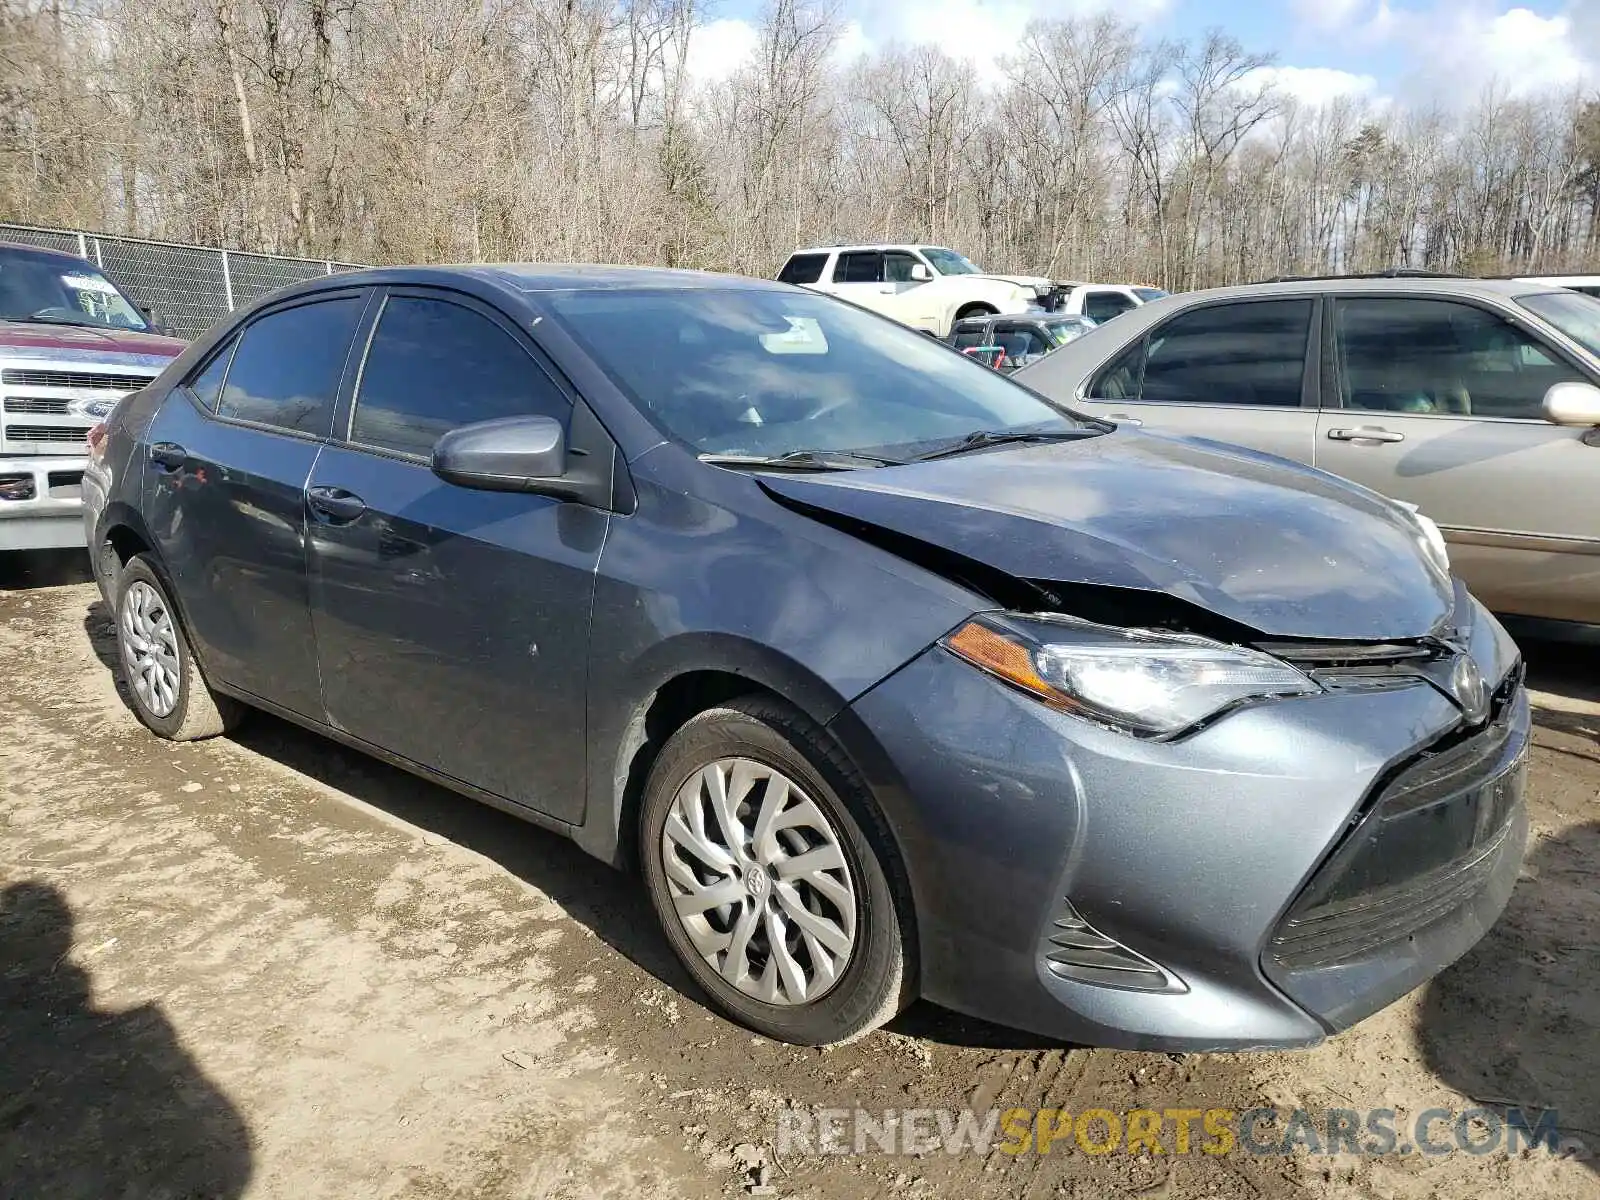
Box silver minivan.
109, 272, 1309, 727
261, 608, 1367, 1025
1018, 276, 1600, 628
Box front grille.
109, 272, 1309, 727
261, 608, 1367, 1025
1, 368, 155, 391
4, 424, 92, 444
4, 396, 71, 415
1265, 678, 1527, 974
1041, 898, 1179, 992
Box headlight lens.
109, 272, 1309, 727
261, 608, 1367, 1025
942, 615, 1319, 737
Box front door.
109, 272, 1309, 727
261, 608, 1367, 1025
1317, 295, 1600, 622
143, 292, 366, 718
1076, 296, 1322, 465
305, 289, 604, 821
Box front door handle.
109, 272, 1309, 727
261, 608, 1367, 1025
307, 485, 367, 524
1108, 413, 1144, 427
1327, 426, 1405, 444
148, 441, 187, 471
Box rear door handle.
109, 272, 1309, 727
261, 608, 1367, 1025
307, 485, 367, 524
148, 441, 187, 471
1327, 426, 1404, 444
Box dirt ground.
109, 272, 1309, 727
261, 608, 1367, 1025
2, 549, 1597, 1200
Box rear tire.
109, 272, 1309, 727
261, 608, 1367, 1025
113, 555, 242, 741
953, 302, 997, 324
640, 697, 912, 1045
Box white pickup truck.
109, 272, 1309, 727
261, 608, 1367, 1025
776, 243, 1165, 336
0, 242, 186, 551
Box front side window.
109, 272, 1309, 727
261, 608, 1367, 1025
835, 252, 883, 284
351, 296, 568, 459
883, 252, 922, 283
1046, 318, 1095, 346
1083, 291, 1138, 323
218, 297, 362, 436
546, 287, 1088, 459
778, 254, 828, 286
1335, 297, 1585, 419
994, 326, 1052, 360
0, 249, 149, 331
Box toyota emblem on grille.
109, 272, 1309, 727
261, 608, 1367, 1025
1450, 654, 1490, 725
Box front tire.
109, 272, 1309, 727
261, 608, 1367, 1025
640, 697, 911, 1045
113, 555, 242, 741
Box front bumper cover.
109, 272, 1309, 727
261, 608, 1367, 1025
842, 602, 1527, 1051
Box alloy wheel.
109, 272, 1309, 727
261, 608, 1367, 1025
120, 580, 181, 718
661, 757, 858, 1005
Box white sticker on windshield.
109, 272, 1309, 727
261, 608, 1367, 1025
61, 273, 120, 295
760, 316, 828, 355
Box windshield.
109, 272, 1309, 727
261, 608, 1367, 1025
920, 247, 982, 276
0, 249, 149, 330
1046, 318, 1095, 346
1518, 290, 1600, 358
545, 287, 1086, 460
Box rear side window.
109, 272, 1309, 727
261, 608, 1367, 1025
778, 254, 828, 285
218, 297, 362, 436
836, 252, 883, 284
951, 326, 989, 351
1083, 291, 1138, 322
351, 295, 569, 459
184, 338, 236, 412
1135, 299, 1312, 407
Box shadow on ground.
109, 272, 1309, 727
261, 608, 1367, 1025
79, 599, 1058, 1053
1417, 819, 1600, 1167
0, 548, 94, 591
0, 881, 254, 1198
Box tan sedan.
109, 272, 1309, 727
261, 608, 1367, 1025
1018, 276, 1600, 628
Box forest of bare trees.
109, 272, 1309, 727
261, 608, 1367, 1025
5, 0, 1600, 288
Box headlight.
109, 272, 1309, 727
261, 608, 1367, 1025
1394, 501, 1450, 577
942, 615, 1320, 737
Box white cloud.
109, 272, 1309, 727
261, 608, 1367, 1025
683, 17, 761, 87
1250, 65, 1381, 105
1291, 2, 1597, 99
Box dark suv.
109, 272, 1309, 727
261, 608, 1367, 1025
86, 265, 1526, 1050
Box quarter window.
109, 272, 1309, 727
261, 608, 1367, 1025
1334, 298, 1585, 419
185, 337, 236, 412
217, 297, 362, 435
351, 295, 568, 459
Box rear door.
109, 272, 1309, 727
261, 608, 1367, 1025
305, 287, 604, 821
1316, 294, 1600, 622
1075, 296, 1322, 465
142, 290, 367, 718
825, 251, 894, 318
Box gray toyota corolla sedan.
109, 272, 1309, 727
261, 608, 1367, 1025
82, 265, 1528, 1050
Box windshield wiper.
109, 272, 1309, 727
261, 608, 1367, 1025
911, 427, 1101, 462
6, 314, 106, 330
699, 449, 905, 471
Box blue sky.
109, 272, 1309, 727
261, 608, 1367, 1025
692, 1, 1597, 104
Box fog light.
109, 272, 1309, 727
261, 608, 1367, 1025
0, 474, 35, 501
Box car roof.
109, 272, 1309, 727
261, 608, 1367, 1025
1160, 276, 1558, 302
1512, 274, 1600, 285
790, 244, 935, 256
277, 262, 792, 296
0, 240, 94, 266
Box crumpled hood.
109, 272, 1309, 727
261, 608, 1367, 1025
758, 431, 1455, 641
0, 320, 186, 370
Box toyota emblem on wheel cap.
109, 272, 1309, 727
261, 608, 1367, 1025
1449, 654, 1490, 725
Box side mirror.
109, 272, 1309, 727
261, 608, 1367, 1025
1542, 381, 1600, 427
432, 416, 567, 492
910, 263, 933, 282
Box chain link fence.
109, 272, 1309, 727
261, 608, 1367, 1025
0, 222, 367, 339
